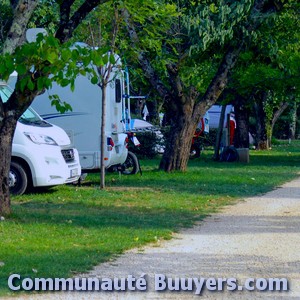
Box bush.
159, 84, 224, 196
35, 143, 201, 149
128, 127, 217, 159
201, 129, 217, 148
128, 131, 161, 159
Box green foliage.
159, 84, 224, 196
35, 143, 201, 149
201, 128, 218, 148
74, 0, 278, 111
50, 95, 73, 114
231, 0, 300, 97
273, 103, 300, 139
0, 33, 109, 112
0, 0, 13, 52
227, 0, 300, 145
186, 0, 253, 53
128, 131, 161, 158
126, 1, 177, 52
28, 0, 59, 34
237, 63, 284, 93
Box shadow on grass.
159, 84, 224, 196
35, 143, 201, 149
187, 152, 300, 168
85, 168, 298, 198
26, 186, 58, 195
103, 150, 299, 198
0, 247, 114, 295
12, 201, 203, 231
2, 203, 206, 295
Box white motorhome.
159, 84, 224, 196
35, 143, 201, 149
0, 82, 81, 195
27, 62, 128, 171
207, 105, 234, 128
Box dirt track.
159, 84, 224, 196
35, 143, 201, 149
5, 177, 300, 299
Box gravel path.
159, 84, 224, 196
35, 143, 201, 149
5, 177, 300, 299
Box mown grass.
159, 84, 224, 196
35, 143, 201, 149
0, 141, 299, 296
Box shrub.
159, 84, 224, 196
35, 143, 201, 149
128, 131, 161, 158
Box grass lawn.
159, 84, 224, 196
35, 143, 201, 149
0, 141, 299, 296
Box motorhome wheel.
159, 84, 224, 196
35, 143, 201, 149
9, 162, 28, 195
121, 151, 139, 175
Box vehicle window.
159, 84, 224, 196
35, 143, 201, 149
115, 79, 122, 103
0, 84, 51, 127
19, 108, 42, 123
0, 84, 11, 103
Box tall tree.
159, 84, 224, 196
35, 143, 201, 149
233, 94, 250, 149
122, 0, 284, 171
229, 0, 300, 149
0, 0, 110, 216
97, 6, 120, 189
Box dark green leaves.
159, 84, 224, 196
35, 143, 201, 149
91, 76, 99, 84
50, 95, 73, 113
0, 33, 108, 112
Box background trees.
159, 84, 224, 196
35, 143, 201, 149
229, 1, 300, 149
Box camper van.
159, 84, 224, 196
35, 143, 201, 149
28, 61, 129, 171
0, 82, 81, 195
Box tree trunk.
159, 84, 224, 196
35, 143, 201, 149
234, 96, 249, 148
159, 45, 242, 172
2, 0, 39, 54
253, 92, 269, 150
0, 117, 18, 216
159, 101, 198, 172
214, 105, 227, 160
289, 101, 297, 140
268, 101, 289, 146
100, 84, 107, 189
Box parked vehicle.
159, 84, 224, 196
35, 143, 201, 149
130, 114, 210, 158
190, 112, 210, 158
25, 56, 129, 172
207, 105, 233, 129
0, 82, 81, 195
107, 133, 140, 175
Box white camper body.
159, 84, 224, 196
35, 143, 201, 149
0, 82, 81, 195
29, 64, 128, 170
207, 105, 234, 128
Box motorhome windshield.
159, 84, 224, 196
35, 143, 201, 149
0, 83, 12, 102
0, 83, 51, 127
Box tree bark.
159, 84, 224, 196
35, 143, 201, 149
214, 105, 227, 160
159, 118, 197, 172
55, 0, 110, 43
2, 0, 39, 54
289, 101, 297, 140
0, 87, 37, 216
160, 44, 242, 171
253, 92, 269, 150
0, 116, 17, 215
159, 89, 199, 171
100, 84, 107, 189
234, 95, 249, 148
269, 101, 289, 146
98, 8, 118, 189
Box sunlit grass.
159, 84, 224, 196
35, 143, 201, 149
0, 141, 299, 296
